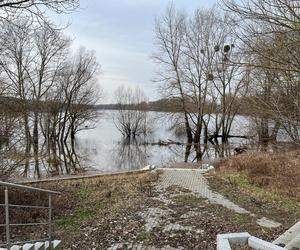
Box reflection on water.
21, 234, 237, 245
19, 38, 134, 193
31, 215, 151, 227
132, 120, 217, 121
22, 140, 85, 179
3, 110, 296, 180
13, 110, 297, 179
74, 111, 249, 173
112, 138, 148, 170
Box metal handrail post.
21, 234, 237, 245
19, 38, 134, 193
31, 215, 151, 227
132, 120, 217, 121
5, 187, 11, 250
48, 193, 52, 250
0, 181, 60, 248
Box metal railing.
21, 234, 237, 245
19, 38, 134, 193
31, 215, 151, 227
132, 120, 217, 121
0, 181, 61, 250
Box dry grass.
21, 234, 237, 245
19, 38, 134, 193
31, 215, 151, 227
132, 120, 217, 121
215, 150, 300, 198
0, 171, 159, 247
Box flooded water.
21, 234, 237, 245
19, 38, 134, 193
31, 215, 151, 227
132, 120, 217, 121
75, 111, 251, 173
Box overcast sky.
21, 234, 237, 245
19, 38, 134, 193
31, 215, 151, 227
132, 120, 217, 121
54, 0, 217, 103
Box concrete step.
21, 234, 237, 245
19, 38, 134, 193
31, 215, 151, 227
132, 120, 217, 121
11, 246, 22, 250
22, 244, 34, 250
44, 240, 61, 250
249, 236, 287, 250
285, 234, 300, 249
0, 240, 61, 250
273, 221, 300, 248
34, 242, 44, 250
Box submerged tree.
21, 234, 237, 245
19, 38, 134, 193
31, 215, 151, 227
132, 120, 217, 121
114, 86, 149, 139
153, 5, 194, 144
0, 18, 102, 178
154, 5, 246, 151
58, 48, 100, 141
41, 47, 101, 175
223, 0, 300, 144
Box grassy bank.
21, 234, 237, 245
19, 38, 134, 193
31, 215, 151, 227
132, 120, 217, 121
0, 171, 158, 248
45, 171, 158, 248
1, 151, 299, 249
39, 159, 294, 249
208, 150, 300, 228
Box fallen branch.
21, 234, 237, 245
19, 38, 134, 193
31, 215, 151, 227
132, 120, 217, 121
144, 139, 184, 146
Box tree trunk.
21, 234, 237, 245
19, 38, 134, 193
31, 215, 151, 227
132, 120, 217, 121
184, 113, 193, 144
33, 112, 40, 178
184, 144, 192, 162
23, 113, 31, 177
259, 117, 269, 143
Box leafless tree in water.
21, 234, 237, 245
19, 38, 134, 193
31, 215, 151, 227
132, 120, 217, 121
153, 5, 247, 153
0, 20, 34, 176
223, 0, 300, 144
153, 5, 193, 144
114, 85, 149, 139
0, 19, 102, 178
43, 47, 101, 175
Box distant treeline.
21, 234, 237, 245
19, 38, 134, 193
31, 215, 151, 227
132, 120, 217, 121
94, 97, 254, 115
95, 97, 217, 113
0, 96, 94, 114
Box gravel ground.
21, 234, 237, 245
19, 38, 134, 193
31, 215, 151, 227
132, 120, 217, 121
14, 169, 287, 249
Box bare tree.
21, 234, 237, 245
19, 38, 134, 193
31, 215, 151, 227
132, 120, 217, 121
154, 5, 247, 151
245, 54, 281, 143
0, 19, 34, 175
0, 18, 102, 178
37, 47, 101, 176
114, 85, 149, 139
58, 47, 100, 143
182, 8, 247, 144
223, 0, 300, 144
0, 0, 78, 24
153, 5, 193, 144
211, 43, 249, 143
30, 23, 69, 176
181, 8, 217, 145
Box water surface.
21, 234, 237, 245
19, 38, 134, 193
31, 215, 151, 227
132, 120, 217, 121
75, 111, 250, 173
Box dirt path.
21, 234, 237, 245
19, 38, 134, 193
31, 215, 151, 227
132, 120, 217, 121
106, 169, 282, 250
157, 169, 249, 214
4, 168, 293, 249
